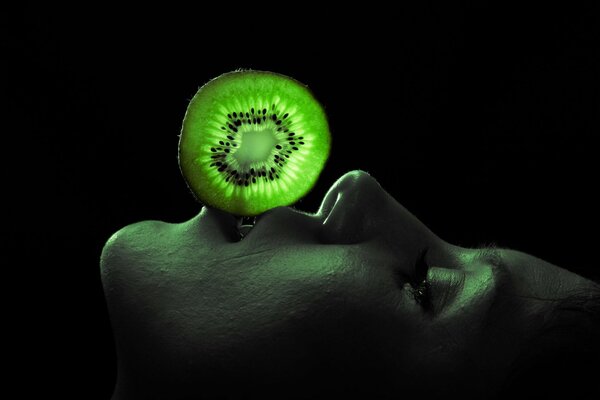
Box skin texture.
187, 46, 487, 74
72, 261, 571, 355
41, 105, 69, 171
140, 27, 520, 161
101, 170, 598, 399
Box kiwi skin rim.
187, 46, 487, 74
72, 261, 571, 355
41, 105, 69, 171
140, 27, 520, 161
178, 70, 331, 217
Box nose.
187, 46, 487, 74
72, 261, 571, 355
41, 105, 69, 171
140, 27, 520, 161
318, 170, 436, 255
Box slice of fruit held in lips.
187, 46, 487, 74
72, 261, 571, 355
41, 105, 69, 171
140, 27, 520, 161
179, 70, 331, 217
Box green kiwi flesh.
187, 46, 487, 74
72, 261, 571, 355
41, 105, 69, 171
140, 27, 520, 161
179, 70, 331, 216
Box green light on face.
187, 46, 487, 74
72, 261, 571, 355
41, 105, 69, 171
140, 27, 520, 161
443, 250, 500, 315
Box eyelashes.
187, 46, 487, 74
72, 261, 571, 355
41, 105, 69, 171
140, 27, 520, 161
411, 249, 432, 310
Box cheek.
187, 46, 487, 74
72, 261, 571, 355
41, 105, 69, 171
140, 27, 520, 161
203, 245, 475, 376
218, 255, 391, 342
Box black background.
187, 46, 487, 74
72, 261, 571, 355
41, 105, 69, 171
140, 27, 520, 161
7, 4, 599, 399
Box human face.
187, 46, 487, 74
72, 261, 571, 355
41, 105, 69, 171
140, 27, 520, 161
102, 170, 596, 399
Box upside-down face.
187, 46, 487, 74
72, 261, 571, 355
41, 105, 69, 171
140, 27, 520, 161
101, 170, 597, 399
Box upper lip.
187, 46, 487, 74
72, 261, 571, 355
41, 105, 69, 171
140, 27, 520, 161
247, 171, 376, 237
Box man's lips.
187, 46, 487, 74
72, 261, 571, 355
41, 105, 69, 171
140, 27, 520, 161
230, 170, 388, 245
207, 170, 399, 248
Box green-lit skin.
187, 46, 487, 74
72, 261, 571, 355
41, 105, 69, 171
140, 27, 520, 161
179, 71, 331, 216
102, 171, 599, 399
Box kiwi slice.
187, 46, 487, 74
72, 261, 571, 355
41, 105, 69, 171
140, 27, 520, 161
179, 70, 331, 217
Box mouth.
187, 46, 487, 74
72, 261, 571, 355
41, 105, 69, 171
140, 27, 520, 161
234, 170, 385, 244
236, 216, 257, 240
234, 172, 349, 240
232, 170, 387, 244
234, 205, 319, 241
